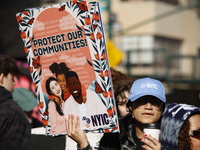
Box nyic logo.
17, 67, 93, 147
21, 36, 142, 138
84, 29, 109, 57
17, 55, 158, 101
82, 113, 110, 128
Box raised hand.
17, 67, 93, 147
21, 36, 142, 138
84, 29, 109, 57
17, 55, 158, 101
66, 114, 88, 148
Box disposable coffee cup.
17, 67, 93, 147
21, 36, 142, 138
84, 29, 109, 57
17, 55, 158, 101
143, 123, 161, 141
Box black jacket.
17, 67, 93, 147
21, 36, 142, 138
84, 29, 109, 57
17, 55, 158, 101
0, 86, 31, 150
119, 114, 143, 150
99, 114, 143, 150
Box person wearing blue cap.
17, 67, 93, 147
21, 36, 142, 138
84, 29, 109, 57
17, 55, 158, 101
65, 77, 166, 150
118, 77, 166, 150
160, 103, 200, 150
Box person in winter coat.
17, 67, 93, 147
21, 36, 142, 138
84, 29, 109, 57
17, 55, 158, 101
0, 54, 31, 150
67, 77, 166, 150
160, 103, 200, 150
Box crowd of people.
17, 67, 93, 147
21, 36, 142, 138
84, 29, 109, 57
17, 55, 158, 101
0, 54, 200, 150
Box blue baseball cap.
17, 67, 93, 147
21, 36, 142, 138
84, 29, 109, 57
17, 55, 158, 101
128, 77, 166, 103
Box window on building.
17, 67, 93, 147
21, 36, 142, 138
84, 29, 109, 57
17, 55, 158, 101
120, 35, 182, 69
155, 0, 179, 5
154, 36, 182, 69
120, 35, 154, 65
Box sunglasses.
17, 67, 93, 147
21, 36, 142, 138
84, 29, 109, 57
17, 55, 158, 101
134, 97, 164, 109
189, 128, 200, 139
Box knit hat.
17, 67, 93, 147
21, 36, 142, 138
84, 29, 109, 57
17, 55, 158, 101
160, 103, 200, 150
128, 77, 166, 103
13, 87, 38, 112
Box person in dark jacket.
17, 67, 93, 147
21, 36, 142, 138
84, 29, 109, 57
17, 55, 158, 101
0, 54, 31, 150
67, 77, 166, 150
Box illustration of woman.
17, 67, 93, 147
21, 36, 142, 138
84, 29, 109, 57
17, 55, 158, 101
45, 77, 67, 135
49, 62, 86, 102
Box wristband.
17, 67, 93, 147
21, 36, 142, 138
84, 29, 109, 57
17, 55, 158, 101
77, 141, 92, 150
